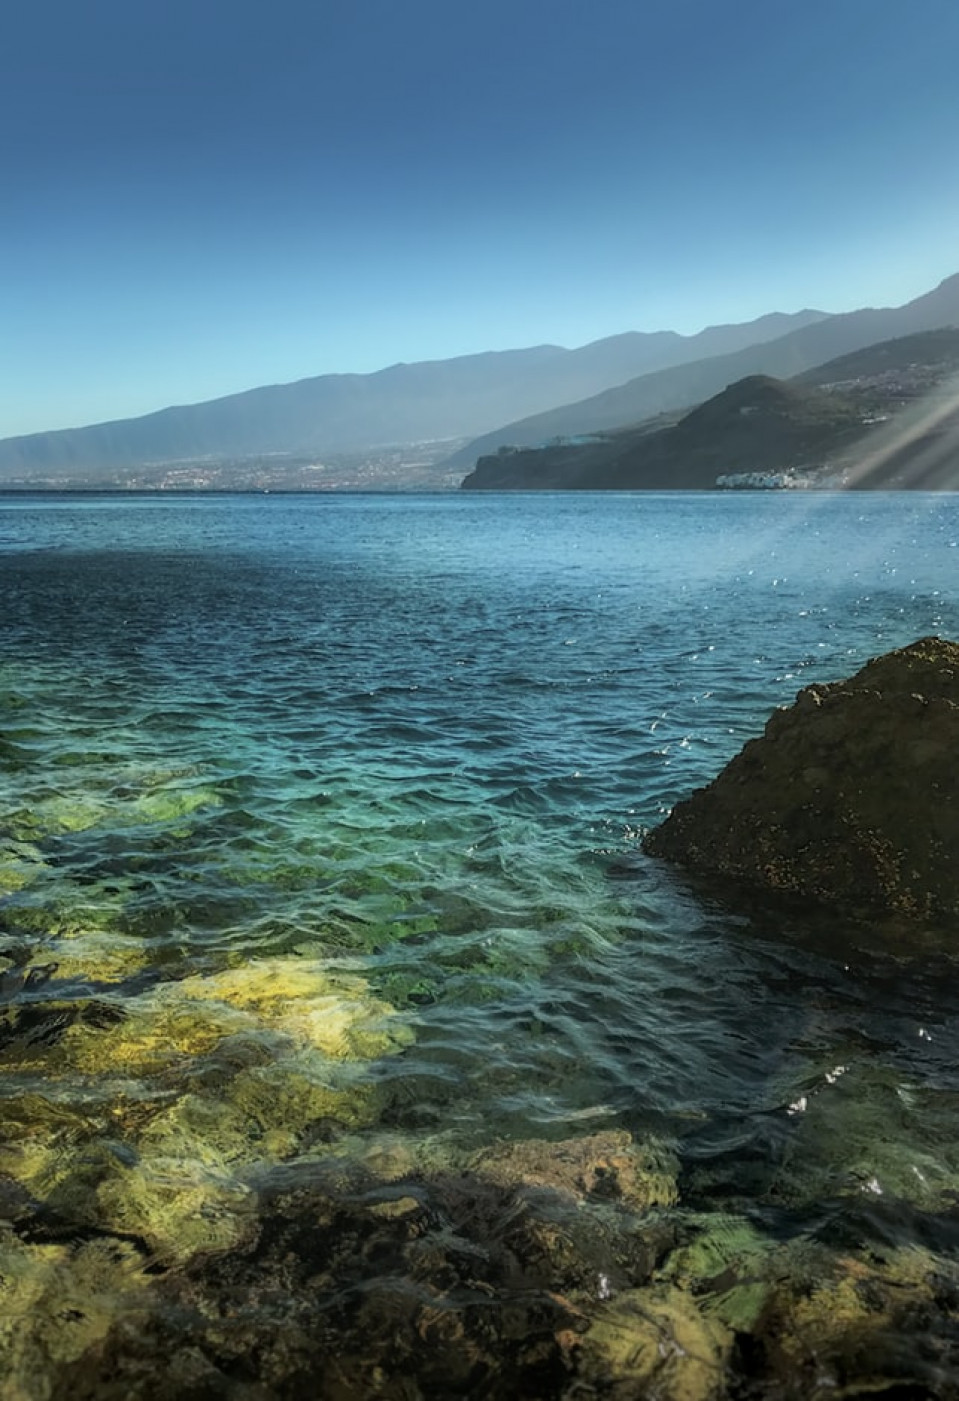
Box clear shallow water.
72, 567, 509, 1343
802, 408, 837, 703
3, 491, 959, 1397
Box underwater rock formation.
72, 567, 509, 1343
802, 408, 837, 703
643, 636, 959, 918
14, 1135, 959, 1401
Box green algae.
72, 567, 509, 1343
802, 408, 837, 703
47, 956, 411, 1082
93, 1152, 258, 1263
0, 1231, 152, 1401
133, 784, 222, 824
649, 1207, 959, 1395
662, 1211, 778, 1333
0, 1094, 104, 1199
0, 854, 46, 895
0, 836, 48, 890
5, 796, 112, 841
0, 1060, 380, 1265
164, 957, 414, 1059
133, 1055, 380, 1169
1, 760, 221, 855
74, 1051, 381, 1261
0, 954, 411, 1266
572, 1285, 732, 1401
747, 1242, 959, 1397
3, 1108, 958, 1395
25, 927, 150, 985
0, 892, 123, 939
229, 1061, 379, 1151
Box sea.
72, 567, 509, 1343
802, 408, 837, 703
2, 489, 959, 1398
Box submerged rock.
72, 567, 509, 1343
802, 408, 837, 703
5, 1122, 959, 1398
0, 1232, 153, 1396
0, 956, 410, 1263
44, 1129, 678, 1400
643, 636, 959, 919
471, 1129, 678, 1211
571, 1284, 732, 1400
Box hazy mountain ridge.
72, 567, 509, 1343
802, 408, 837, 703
3, 275, 956, 490
0, 312, 828, 483
460, 327, 959, 492
447, 274, 959, 469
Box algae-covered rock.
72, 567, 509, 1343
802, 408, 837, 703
58, 955, 411, 1078
58, 995, 242, 1077
0, 955, 410, 1266
20, 1064, 377, 1264
93, 1151, 257, 1263
10, 1144, 959, 1400
168, 957, 411, 1059
1, 1065, 379, 1264
643, 637, 959, 919
3, 795, 110, 841
226, 1058, 379, 1138
571, 1284, 731, 1400
653, 1212, 959, 1398
2, 774, 220, 848
0, 1230, 151, 1400
25, 927, 149, 986
472, 1129, 678, 1211
663, 1211, 778, 1333
0, 841, 47, 895
11, 1116, 254, 1267
739, 1242, 959, 1398
0, 1094, 104, 1199
133, 784, 222, 824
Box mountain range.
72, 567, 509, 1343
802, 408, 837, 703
447, 273, 959, 469
461, 328, 959, 491
1, 273, 957, 488
0, 312, 827, 484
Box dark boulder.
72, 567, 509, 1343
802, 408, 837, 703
642, 636, 959, 919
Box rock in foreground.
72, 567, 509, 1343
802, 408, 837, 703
642, 637, 959, 919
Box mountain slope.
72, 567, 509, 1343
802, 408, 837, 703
0, 311, 826, 481
462, 375, 867, 490
448, 274, 959, 469
461, 327, 959, 492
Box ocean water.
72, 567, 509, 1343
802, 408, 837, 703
2, 490, 959, 1397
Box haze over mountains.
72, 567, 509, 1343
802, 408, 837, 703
1, 273, 957, 489
448, 273, 959, 468
0, 310, 826, 484
461, 329, 959, 492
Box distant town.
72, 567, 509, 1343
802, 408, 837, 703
0, 440, 467, 493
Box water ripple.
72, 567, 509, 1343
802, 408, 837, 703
3, 492, 959, 1389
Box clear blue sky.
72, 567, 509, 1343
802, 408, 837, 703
3, 0, 958, 437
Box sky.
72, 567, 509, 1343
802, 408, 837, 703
2, 0, 958, 438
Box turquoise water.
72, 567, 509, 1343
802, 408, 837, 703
3, 491, 959, 1397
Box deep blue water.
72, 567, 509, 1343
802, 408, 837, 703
3, 490, 959, 1393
